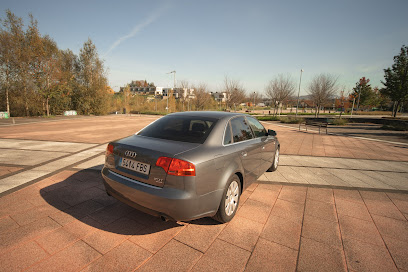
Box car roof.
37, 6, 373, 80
168, 111, 247, 120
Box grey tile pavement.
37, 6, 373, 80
270, 155, 408, 191
1, 140, 408, 195
0, 140, 106, 194
0, 139, 95, 152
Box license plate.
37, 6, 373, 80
120, 158, 151, 175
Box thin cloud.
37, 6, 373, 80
103, 4, 169, 57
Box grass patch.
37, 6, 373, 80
256, 116, 280, 121
353, 111, 393, 115
279, 116, 303, 124
130, 110, 167, 115
331, 118, 349, 126
285, 112, 338, 115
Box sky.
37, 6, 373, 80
2, 0, 408, 95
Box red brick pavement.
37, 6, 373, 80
0, 166, 23, 178
0, 115, 160, 144
0, 170, 407, 271
2, 115, 407, 161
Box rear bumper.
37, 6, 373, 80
101, 167, 222, 221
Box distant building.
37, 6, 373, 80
120, 81, 195, 100
211, 92, 229, 103
120, 80, 155, 94
161, 88, 195, 99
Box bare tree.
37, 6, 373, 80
307, 74, 338, 117
179, 80, 190, 89
192, 83, 212, 110
179, 80, 190, 111
264, 74, 295, 115
223, 76, 246, 109
248, 92, 262, 107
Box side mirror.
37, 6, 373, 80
268, 129, 277, 136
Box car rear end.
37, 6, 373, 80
101, 113, 223, 221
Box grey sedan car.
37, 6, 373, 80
101, 111, 279, 223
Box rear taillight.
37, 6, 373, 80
106, 143, 114, 156
156, 157, 172, 171
156, 157, 196, 176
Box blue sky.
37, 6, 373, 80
2, 0, 408, 95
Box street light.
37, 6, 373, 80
166, 70, 176, 113
296, 69, 304, 117
253, 92, 256, 111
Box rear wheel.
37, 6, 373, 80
267, 147, 279, 172
214, 174, 241, 223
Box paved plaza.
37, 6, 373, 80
0, 115, 407, 271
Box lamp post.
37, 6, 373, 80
296, 69, 304, 117
253, 92, 256, 111
167, 71, 176, 112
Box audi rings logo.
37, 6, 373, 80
124, 150, 137, 158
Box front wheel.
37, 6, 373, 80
213, 174, 241, 223
267, 147, 279, 172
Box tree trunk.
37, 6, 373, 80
392, 101, 397, 117
46, 76, 50, 116
5, 65, 11, 116
24, 84, 29, 117
46, 97, 49, 116
6, 88, 10, 116
394, 101, 400, 117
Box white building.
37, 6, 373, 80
211, 92, 229, 103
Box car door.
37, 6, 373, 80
246, 116, 276, 175
229, 116, 262, 185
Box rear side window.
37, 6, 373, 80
247, 117, 267, 137
224, 122, 232, 145
137, 115, 217, 144
230, 117, 254, 143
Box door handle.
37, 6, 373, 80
241, 151, 247, 157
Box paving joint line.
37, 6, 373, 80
243, 185, 282, 271
332, 190, 350, 271
358, 191, 401, 271
280, 164, 408, 173
294, 186, 308, 271
256, 180, 408, 194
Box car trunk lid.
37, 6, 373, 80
110, 135, 200, 187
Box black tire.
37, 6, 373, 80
213, 174, 241, 223
267, 147, 280, 172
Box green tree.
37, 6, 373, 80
51, 49, 78, 114
351, 77, 374, 110
0, 10, 26, 116
381, 45, 408, 117
0, 13, 16, 116
75, 39, 109, 115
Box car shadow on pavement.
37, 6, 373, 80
38, 169, 221, 236
37, 169, 220, 235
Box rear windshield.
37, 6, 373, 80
137, 115, 218, 144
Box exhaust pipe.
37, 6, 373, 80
160, 215, 169, 222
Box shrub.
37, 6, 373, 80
332, 118, 348, 126
130, 110, 167, 115
256, 116, 280, 121
279, 117, 303, 124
